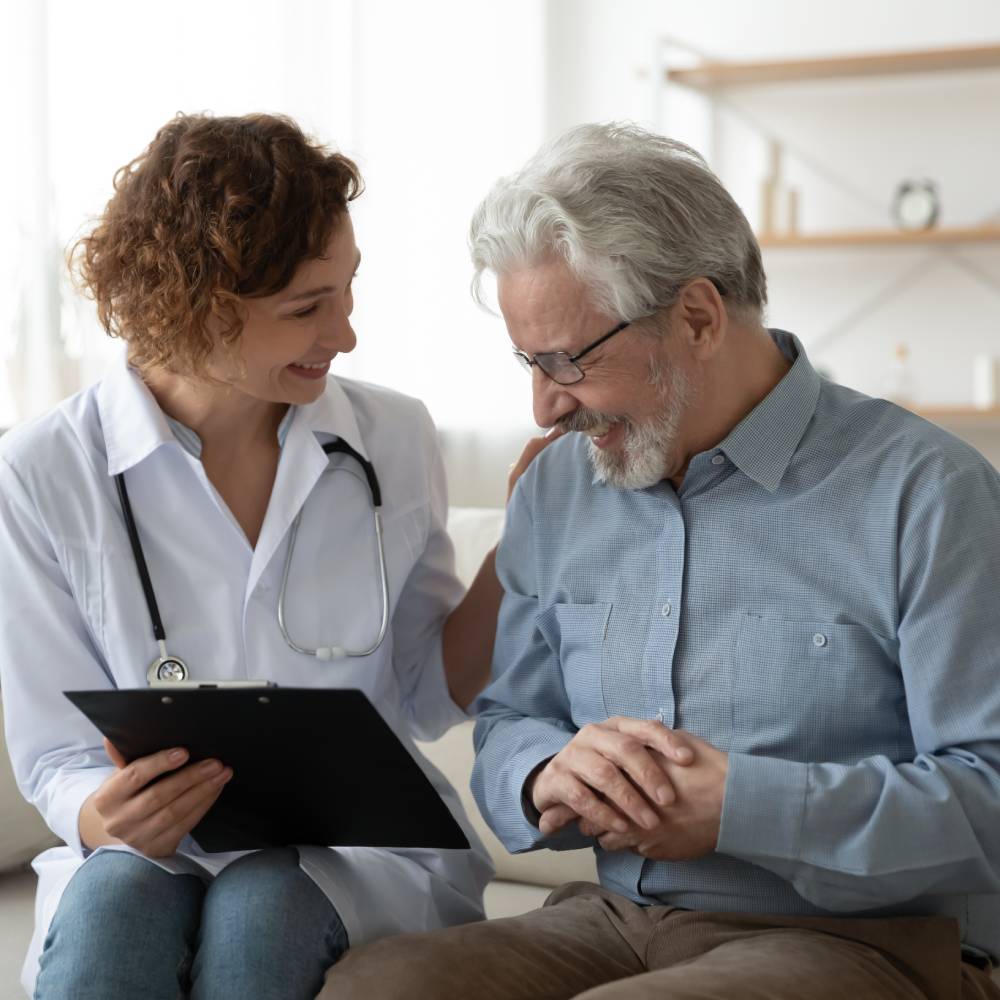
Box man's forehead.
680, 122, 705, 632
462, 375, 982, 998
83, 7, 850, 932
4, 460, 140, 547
498, 261, 603, 347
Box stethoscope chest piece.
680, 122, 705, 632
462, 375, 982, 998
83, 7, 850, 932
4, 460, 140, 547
147, 655, 189, 685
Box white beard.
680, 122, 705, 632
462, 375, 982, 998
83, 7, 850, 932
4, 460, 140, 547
586, 363, 694, 490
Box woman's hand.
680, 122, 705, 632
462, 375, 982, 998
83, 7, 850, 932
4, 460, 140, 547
507, 427, 566, 501
78, 738, 232, 857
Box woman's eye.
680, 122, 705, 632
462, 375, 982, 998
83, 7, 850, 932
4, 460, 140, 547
292, 304, 318, 319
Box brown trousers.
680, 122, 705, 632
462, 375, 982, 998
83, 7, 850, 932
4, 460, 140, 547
320, 882, 999, 1000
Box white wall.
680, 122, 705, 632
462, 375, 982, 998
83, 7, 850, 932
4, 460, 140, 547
543, 0, 1000, 465
334, 0, 545, 432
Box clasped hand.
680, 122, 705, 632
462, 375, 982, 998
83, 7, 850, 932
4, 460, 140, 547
529, 718, 728, 861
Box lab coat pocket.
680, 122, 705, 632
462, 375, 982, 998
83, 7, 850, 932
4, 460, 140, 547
537, 602, 613, 726
731, 614, 903, 761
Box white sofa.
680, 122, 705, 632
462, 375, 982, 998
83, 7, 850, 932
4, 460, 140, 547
0, 497, 598, 997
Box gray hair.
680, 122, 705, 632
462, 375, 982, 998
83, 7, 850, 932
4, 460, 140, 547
469, 122, 766, 326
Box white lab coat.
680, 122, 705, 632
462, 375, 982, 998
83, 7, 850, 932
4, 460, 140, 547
0, 350, 493, 995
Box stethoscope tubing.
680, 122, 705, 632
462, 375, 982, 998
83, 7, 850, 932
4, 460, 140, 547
276, 503, 390, 660
116, 436, 388, 681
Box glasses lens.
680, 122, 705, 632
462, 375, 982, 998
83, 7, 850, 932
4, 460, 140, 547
536, 352, 584, 385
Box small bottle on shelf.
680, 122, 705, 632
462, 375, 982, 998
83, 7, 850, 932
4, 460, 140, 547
881, 343, 916, 408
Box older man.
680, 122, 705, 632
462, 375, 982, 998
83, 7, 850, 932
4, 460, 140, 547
323, 124, 1000, 998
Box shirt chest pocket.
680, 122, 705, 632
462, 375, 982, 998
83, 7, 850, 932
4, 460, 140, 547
731, 615, 904, 761
537, 602, 613, 726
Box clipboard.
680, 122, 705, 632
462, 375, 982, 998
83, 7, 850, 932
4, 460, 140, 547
64, 687, 469, 853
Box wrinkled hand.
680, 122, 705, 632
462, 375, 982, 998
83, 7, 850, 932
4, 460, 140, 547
530, 717, 694, 837
572, 731, 728, 862
507, 427, 566, 501
82, 738, 232, 857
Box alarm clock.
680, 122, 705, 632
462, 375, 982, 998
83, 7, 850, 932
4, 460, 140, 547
892, 179, 939, 231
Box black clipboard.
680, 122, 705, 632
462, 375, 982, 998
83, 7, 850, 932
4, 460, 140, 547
64, 687, 469, 853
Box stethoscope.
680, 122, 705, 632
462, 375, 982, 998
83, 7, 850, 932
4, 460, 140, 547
114, 439, 389, 685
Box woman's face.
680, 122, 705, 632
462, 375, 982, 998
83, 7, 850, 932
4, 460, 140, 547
216, 214, 361, 407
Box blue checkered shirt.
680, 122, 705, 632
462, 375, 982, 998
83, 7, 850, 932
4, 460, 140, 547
472, 331, 1000, 960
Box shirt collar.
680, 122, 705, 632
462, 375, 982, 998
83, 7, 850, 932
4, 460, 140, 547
164, 407, 298, 460
96, 347, 370, 475
716, 330, 821, 493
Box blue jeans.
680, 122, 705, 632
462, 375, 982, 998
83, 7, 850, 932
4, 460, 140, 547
34, 847, 349, 1000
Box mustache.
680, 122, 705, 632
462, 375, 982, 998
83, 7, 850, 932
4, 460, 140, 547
558, 410, 624, 433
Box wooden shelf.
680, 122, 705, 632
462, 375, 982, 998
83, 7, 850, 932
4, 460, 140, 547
666, 44, 1000, 89
758, 225, 1000, 250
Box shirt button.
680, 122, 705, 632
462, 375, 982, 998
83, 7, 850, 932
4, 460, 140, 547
813, 632, 828, 648
660, 601, 673, 617
711, 454, 725, 466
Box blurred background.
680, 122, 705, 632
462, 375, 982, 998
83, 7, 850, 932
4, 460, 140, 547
3, 0, 999, 464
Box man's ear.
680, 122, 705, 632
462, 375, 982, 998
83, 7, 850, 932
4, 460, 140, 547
674, 278, 727, 360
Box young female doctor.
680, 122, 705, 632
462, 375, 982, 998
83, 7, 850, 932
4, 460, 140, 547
0, 113, 553, 999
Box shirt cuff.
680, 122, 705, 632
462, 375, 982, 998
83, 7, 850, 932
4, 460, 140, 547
717, 752, 808, 864
474, 723, 591, 854
46, 766, 117, 856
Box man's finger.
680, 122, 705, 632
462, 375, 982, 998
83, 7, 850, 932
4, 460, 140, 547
538, 804, 577, 836
606, 718, 695, 764
540, 774, 629, 836
597, 829, 644, 852
582, 729, 676, 809
575, 751, 661, 829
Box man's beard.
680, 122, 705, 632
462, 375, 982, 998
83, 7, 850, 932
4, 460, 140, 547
559, 361, 694, 490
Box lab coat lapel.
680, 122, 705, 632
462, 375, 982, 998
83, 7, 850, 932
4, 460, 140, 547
246, 417, 328, 601
245, 378, 371, 602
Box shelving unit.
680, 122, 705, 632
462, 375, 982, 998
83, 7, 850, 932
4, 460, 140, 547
666, 44, 1000, 89
758, 224, 1000, 250
660, 42, 1000, 432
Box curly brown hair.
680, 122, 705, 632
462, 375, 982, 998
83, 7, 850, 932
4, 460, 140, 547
71, 112, 362, 376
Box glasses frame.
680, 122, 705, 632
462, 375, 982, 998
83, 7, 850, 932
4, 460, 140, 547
513, 320, 632, 386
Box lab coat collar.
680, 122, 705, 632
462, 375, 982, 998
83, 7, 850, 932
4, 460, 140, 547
96, 349, 180, 476
96, 348, 372, 476
296, 375, 371, 462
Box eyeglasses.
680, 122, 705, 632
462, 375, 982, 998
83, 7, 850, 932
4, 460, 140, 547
513, 320, 631, 386
512, 279, 728, 385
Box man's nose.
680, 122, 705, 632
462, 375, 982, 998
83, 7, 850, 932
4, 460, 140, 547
532, 369, 577, 430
